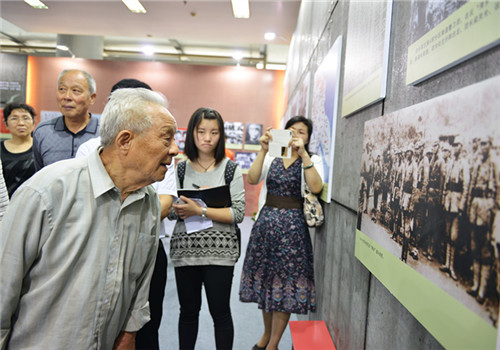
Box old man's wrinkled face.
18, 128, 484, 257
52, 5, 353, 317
57, 70, 96, 120
131, 104, 179, 183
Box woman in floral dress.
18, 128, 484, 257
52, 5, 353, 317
239, 116, 324, 350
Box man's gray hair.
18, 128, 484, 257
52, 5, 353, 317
99, 88, 168, 147
57, 69, 96, 94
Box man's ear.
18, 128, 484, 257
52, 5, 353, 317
89, 93, 97, 106
115, 130, 134, 153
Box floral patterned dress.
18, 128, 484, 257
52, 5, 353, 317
239, 157, 316, 314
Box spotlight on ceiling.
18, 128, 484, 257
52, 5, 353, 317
265, 32, 289, 43
264, 32, 276, 41
122, 0, 147, 14
232, 52, 244, 62
24, 0, 48, 9
266, 63, 286, 71
142, 45, 155, 56
231, 0, 250, 19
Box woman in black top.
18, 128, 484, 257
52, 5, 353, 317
1, 103, 36, 198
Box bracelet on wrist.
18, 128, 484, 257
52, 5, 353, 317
303, 163, 314, 170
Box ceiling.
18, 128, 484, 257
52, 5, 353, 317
0, 0, 301, 68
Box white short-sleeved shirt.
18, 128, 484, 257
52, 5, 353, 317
0, 162, 9, 223
152, 165, 176, 237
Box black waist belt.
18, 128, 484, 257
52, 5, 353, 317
265, 194, 302, 209
471, 188, 493, 198
403, 183, 413, 193
428, 180, 439, 189
447, 182, 463, 192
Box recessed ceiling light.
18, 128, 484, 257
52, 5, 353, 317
142, 45, 154, 56
256, 62, 264, 70
24, 0, 48, 9
264, 32, 276, 41
232, 52, 244, 61
266, 63, 286, 71
122, 0, 146, 14
231, 0, 249, 19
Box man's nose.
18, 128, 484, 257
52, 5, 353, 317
62, 90, 72, 99
170, 141, 180, 156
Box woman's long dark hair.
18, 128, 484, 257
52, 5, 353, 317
285, 115, 313, 154
184, 107, 226, 164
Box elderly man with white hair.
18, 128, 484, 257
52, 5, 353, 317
0, 88, 179, 350
33, 69, 99, 170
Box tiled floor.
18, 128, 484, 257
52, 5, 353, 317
158, 216, 294, 350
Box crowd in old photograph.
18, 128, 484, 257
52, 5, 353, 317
359, 132, 499, 323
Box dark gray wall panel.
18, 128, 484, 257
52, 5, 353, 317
365, 277, 444, 350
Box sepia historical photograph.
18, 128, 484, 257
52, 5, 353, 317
357, 76, 500, 326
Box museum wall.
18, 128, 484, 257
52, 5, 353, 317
25, 56, 285, 127
18, 56, 284, 216
285, 1, 500, 349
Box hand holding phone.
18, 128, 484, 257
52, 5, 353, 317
269, 129, 292, 159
